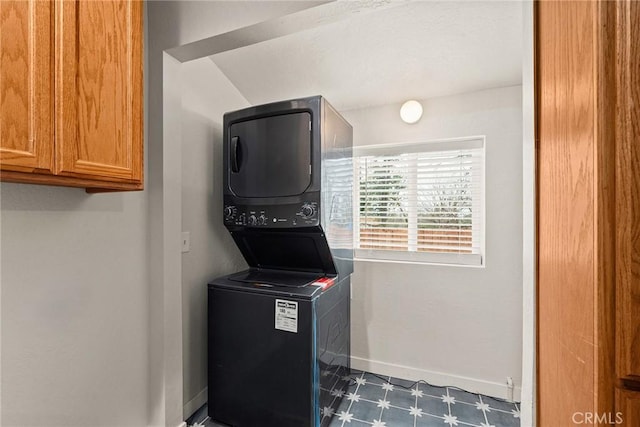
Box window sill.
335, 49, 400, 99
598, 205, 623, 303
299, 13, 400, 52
354, 249, 484, 268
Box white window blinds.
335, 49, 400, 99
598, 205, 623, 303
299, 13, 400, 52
355, 137, 484, 266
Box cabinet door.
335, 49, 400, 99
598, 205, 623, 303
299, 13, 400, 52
55, 0, 142, 185
0, 0, 53, 173
615, 0, 640, 382
617, 388, 640, 426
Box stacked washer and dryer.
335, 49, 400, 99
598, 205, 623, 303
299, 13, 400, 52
207, 96, 353, 427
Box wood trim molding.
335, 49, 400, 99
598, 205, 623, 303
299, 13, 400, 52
615, 0, 640, 382
0, 169, 143, 191
535, 0, 617, 424
593, 0, 617, 419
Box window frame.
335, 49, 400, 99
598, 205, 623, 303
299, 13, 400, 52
353, 136, 486, 267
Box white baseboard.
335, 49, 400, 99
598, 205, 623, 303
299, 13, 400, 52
351, 356, 522, 402
183, 387, 208, 420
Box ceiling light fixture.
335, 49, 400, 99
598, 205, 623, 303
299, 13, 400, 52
400, 100, 423, 124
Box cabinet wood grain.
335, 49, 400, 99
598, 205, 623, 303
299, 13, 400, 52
594, 0, 617, 417
615, 0, 640, 383
55, 0, 142, 186
617, 388, 640, 426
538, 0, 640, 424
537, 1, 616, 424
0, 0, 53, 173
537, 1, 597, 424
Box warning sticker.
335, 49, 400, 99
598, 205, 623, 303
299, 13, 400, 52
275, 299, 298, 333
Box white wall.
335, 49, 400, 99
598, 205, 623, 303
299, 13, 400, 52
0, 187, 149, 427
342, 85, 523, 399
180, 58, 248, 418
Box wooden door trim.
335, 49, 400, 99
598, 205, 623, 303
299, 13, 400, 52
615, 0, 640, 385
535, 0, 617, 424
533, 2, 540, 422
593, 0, 617, 418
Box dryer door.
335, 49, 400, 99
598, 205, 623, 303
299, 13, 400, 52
228, 112, 312, 198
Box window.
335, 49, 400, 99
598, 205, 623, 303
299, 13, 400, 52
354, 137, 485, 266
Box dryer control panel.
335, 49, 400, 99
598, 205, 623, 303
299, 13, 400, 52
223, 201, 319, 228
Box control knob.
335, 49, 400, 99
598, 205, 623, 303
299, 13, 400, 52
224, 206, 235, 219
258, 215, 267, 225
301, 204, 316, 219
248, 215, 258, 226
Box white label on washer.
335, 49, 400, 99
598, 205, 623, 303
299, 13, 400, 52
275, 299, 298, 333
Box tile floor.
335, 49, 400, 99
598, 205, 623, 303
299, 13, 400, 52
187, 369, 521, 427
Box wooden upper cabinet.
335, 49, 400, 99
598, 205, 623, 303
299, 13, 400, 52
55, 0, 142, 185
0, 0, 143, 191
0, 0, 54, 174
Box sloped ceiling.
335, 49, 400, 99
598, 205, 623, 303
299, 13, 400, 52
209, 1, 522, 111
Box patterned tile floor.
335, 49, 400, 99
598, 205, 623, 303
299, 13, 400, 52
187, 369, 521, 427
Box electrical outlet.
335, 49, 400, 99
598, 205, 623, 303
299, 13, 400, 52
181, 232, 191, 253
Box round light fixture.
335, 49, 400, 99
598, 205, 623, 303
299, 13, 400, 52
400, 100, 423, 124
